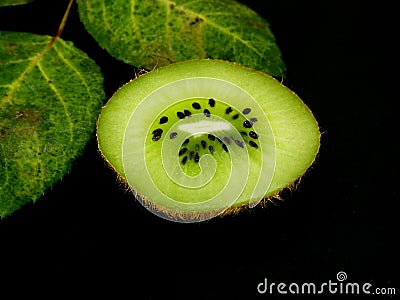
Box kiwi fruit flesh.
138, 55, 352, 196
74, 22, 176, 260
97, 59, 320, 222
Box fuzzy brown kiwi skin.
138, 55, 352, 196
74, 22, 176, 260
96, 146, 224, 221
96, 133, 227, 221
97, 141, 320, 222
96, 113, 320, 222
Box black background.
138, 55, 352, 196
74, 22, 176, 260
0, 0, 398, 298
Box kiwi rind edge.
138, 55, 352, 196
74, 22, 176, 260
96, 59, 321, 222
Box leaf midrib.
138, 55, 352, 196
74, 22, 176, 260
1, 35, 58, 107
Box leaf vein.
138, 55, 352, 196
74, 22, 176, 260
0, 35, 58, 107
130, 0, 145, 51
36, 60, 74, 144
160, 0, 262, 57
52, 41, 94, 119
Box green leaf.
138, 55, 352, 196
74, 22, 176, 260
0, 31, 104, 218
0, 0, 33, 7
77, 0, 285, 76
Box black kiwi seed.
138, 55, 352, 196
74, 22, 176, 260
152, 128, 163, 141
232, 114, 239, 120
249, 131, 258, 139
240, 131, 248, 136
152, 128, 163, 135
152, 135, 162, 142
194, 152, 200, 163
159, 116, 168, 124
208, 134, 215, 141
192, 102, 201, 110
189, 151, 194, 160
195, 144, 199, 151
249, 141, 258, 148
208, 98, 215, 107
204, 109, 211, 117
184, 109, 192, 117
208, 145, 214, 154
225, 107, 233, 114
243, 120, 252, 128
179, 148, 188, 156
183, 139, 189, 146
181, 156, 188, 165
177, 111, 185, 119
201, 140, 206, 149
222, 143, 229, 152
170, 132, 178, 139
242, 108, 251, 115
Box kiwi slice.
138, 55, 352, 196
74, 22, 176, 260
97, 59, 320, 222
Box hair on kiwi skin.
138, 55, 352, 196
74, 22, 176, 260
97, 59, 320, 223
97, 147, 237, 222
97, 151, 317, 222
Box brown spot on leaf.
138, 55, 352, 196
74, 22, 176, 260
247, 21, 266, 30
190, 17, 203, 26
13, 109, 41, 125
0, 128, 7, 139
4, 42, 19, 54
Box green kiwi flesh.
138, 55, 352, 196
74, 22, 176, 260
97, 59, 320, 222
